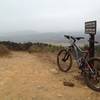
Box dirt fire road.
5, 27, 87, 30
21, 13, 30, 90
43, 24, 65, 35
0, 52, 100, 100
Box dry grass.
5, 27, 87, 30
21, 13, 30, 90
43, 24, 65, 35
28, 44, 63, 53
0, 44, 11, 57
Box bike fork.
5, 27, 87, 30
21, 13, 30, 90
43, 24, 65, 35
63, 53, 69, 61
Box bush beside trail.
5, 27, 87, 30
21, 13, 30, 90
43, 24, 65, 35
0, 41, 100, 55
28, 43, 64, 53
0, 44, 11, 57
0, 41, 33, 51
0, 41, 64, 53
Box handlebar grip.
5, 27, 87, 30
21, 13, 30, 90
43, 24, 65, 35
64, 35, 70, 39
64, 35, 76, 42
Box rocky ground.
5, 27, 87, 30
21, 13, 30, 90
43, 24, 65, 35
0, 51, 100, 100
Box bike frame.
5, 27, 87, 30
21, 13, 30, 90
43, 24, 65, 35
66, 40, 95, 73
67, 40, 88, 66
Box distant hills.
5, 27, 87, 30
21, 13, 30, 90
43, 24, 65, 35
0, 31, 100, 46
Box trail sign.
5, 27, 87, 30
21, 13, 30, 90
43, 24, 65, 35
85, 20, 97, 58
85, 21, 96, 35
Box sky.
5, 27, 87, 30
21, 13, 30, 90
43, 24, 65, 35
0, 0, 100, 35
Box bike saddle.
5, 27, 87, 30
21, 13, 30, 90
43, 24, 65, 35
64, 35, 84, 41
75, 37, 85, 40
64, 35, 70, 39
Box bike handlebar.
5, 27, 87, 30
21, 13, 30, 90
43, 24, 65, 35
64, 35, 99, 45
64, 35, 84, 43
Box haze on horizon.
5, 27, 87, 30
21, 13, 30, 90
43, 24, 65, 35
0, 0, 100, 36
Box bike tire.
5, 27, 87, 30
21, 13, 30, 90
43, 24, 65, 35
57, 49, 72, 72
84, 57, 100, 92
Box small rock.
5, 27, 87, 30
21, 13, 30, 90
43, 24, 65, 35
57, 94, 63, 97
84, 86, 88, 89
32, 96, 36, 100
37, 85, 45, 89
50, 68, 59, 74
36, 85, 48, 91
87, 97, 91, 100
63, 81, 75, 87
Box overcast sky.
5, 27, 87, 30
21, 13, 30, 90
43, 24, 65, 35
0, 0, 100, 35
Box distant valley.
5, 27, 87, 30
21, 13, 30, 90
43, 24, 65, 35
0, 31, 100, 46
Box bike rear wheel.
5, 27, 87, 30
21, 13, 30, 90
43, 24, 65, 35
57, 49, 72, 72
84, 57, 100, 92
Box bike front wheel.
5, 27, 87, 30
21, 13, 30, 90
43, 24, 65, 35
84, 57, 100, 92
57, 49, 72, 72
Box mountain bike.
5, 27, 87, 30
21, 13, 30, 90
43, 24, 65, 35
57, 35, 100, 92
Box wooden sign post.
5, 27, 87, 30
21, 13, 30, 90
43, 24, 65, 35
85, 21, 96, 58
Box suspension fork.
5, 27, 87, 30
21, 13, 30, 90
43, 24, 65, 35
63, 48, 71, 61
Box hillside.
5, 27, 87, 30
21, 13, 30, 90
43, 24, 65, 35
0, 31, 88, 42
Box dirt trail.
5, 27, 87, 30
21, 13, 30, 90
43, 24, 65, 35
0, 52, 100, 100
